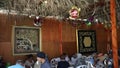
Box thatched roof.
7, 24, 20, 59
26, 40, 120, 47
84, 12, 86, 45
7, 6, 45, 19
0, 0, 120, 27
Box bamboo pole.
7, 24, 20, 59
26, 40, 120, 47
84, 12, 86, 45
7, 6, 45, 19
110, 0, 118, 68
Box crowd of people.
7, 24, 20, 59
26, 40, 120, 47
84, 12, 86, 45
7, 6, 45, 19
50, 52, 114, 68
0, 51, 116, 68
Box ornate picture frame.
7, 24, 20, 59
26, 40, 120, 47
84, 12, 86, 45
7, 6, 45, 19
12, 26, 41, 55
76, 30, 97, 53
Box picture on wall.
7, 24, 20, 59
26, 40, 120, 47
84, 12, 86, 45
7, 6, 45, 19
12, 26, 41, 55
76, 30, 97, 53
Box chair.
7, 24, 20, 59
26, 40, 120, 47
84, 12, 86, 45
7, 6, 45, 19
50, 58, 57, 68
86, 61, 95, 68
76, 65, 87, 68
68, 66, 74, 68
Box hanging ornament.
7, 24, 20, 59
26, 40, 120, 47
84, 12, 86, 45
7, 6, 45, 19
72, 22, 78, 27
107, 23, 111, 28
34, 16, 43, 26
69, 6, 81, 20
94, 19, 99, 23
86, 21, 92, 26
88, 16, 94, 22
104, 24, 110, 30
104, 24, 108, 29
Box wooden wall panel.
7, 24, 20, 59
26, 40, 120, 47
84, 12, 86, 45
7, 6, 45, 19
62, 23, 76, 42
62, 42, 77, 56
0, 42, 25, 64
42, 41, 60, 58
42, 19, 60, 59
62, 22, 77, 56
0, 14, 120, 64
42, 19, 60, 41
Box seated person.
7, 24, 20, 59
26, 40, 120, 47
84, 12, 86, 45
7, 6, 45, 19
34, 53, 49, 68
62, 53, 70, 62
57, 55, 70, 68
74, 54, 87, 68
34, 61, 41, 68
95, 53, 105, 68
0, 56, 6, 68
71, 54, 77, 66
8, 60, 25, 68
24, 54, 34, 68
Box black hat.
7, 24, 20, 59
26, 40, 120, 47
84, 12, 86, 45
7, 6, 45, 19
37, 52, 45, 58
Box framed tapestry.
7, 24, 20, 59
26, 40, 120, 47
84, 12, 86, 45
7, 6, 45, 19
76, 30, 97, 53
12, 26, 41, 55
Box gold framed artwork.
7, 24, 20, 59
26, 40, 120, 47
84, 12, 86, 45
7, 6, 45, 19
12, 26, 41, 55
76, 30, 97, 53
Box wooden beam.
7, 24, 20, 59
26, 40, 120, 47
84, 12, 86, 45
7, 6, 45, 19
110, 0, 118, 68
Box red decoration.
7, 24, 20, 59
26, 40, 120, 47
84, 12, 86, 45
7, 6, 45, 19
69, 6, 80, 20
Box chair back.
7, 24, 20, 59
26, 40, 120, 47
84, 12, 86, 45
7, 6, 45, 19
76, 65, 87, 68
86, 61, 95, 68
50, 58, 57, 68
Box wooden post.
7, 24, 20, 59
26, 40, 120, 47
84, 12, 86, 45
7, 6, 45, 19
110, 0, 118, 68
107, 29, 111, 53
59, 22, 63, 54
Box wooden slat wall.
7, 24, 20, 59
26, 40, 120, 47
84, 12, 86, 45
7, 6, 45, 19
42, 19, 60, 58
0, 14, 120, 64
62, 23, 77, 56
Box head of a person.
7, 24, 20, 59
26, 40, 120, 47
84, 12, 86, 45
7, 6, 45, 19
26, 54, 33, 60
37, 52, 46, 63
73, 54, 77, 58
16, 60, 25, 66
62, 53, 68, 57
60, 55, 65, 61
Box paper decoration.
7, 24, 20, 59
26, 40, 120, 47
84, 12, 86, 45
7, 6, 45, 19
34, 16, 42, 26
69, 6, 81, 20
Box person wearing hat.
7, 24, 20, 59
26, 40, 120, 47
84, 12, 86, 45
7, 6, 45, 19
36, 52, 51, 68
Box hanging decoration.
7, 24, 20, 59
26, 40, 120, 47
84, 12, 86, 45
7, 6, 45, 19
34, 16, 43, 26
69, 6, 81, 20
86, 21, 92, 26
88, 16, 94, 22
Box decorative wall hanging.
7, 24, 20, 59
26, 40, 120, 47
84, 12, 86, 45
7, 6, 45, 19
12, 26, 41, 55
76, 30, 97, 53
